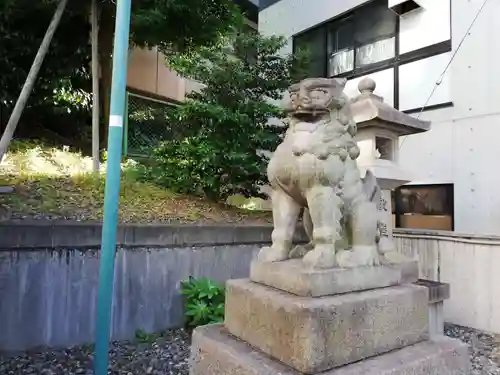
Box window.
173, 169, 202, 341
392, 184, 454, 231
294, 0, 397, 78
294, 27, 327, 78
292, 0, 452, 110
327, 18, 355, 76
352, 1, 397, 68
375, 137, 394, 161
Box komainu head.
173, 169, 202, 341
284, 77, 348, 122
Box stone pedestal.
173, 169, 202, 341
189, 260, 470, 375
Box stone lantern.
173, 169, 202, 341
350, 77, 431, 250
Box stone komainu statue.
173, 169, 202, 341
258, 77, 391, 269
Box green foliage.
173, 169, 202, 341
134, 329, 163, 344
0, 0, 242, 150
142, 24, 310, 201
0, 0, 92, 149
180, 277, 225, 327
128, 0, 240, 53
27, 0, 240, 54
0, 0, 91, 107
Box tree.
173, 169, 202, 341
141, 23, 309, 201
0, 0, 241, 148
97, 0, 241, 145
0, 0, 92, 149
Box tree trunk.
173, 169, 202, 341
0, 0, 69, 162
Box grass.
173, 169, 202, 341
0, 142, 272, 224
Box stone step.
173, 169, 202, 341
190, 324, 469, 375
224, 279, 429, 374
250, 258, 419, 297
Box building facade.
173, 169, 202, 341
126, 0, 258, 104
259, 0, 500, 235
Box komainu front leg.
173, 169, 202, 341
302, 186, 342, 269
257, 189, 301, 263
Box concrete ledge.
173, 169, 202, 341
414, 279, 450, 304
250, 258, 419, 297
414, 279, 450, 337
0, 221, 307, 249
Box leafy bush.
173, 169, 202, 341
180, 277, 225, 328
141, 23, 309, 201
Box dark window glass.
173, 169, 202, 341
394, 184, 454, 231
354, 1, 397, 46
327, 18, 354, 76
293, 0, 398, 77
294, 27, 326, 77
354, 0, 397, 67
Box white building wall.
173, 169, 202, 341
259, 0, 500, 235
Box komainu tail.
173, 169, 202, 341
362, 170, 384, 245
362, 170, 381, 204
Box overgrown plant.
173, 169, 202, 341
141, 22, 310, 201
180, 277, 225, 328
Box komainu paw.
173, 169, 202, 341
303, 245, 336, 269
256, 246, 289, 263
289, 242, 314, 259
336, 246, 380, 268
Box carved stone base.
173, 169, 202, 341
250, 257, 418, 297
224, 279, 428, 374
190, 324, 470, 375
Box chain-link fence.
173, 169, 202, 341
124, 92, 178, 157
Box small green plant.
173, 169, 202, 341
134, 328, 162, 344
180, 276, 225, 327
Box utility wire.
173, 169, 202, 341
399, 0, 490, 150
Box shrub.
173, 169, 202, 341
180, 277, 225, 328
141, 22, 309, 201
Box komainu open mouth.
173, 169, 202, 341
292, 110, 327, 122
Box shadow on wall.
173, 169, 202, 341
0, 245, 258, 352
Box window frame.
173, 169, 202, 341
291, 0, 453, 111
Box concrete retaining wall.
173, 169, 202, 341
0, 222, 306, 351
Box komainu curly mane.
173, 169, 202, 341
257, 77, 391, 269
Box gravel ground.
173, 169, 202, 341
445, 324, 500, 375
0, 329, 191, 375
1, 325, 499, 374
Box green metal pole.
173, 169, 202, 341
94, 1, 132, 374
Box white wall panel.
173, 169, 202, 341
345, 68, 394, 107
259, 0, 370, 38
399, 52, 452, 111
399, 0, 451, 54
